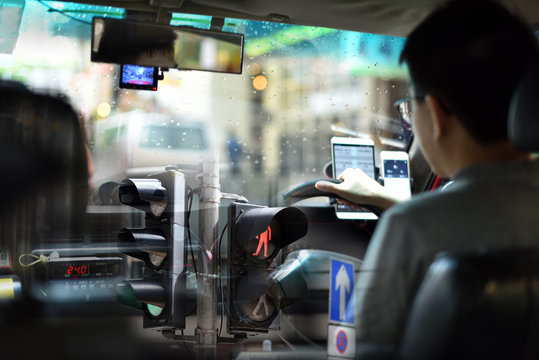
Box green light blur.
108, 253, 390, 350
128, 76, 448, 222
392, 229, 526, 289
41, 1, 125, 20
245, 26, 336, 57
170, 13, 238, 29
146, 304, 164, 317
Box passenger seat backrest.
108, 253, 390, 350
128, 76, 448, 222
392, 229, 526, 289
400, 250, 539, 360
508, 63, 539, 152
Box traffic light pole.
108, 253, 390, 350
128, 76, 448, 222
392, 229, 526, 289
195, 159, 220, 360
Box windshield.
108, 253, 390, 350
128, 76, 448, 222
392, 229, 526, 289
0, 0, 409, 205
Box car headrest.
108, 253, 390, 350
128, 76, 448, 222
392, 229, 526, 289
508, 63, 539, 152
400, 249, 539, 360
0, 82, 89, 240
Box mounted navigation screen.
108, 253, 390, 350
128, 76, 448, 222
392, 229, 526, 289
92, 17, 244, 74
119, 64, 158, 91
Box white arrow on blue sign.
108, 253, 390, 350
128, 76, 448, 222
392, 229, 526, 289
329, 259, 354, 324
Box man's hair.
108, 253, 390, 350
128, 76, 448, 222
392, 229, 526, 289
400, 0, 539, 143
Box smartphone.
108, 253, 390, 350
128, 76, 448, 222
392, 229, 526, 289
331, 136, 378, 220
380, 151, 412, 199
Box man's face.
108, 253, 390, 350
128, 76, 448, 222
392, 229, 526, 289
411, 95, 447, 177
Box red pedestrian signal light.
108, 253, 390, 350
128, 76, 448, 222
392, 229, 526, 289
227, 203, 308, 333
252, 226, 271, 257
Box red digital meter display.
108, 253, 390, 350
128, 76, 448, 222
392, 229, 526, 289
52, 263, 91, 278
66, 265, 88, 276
47, 257, 123, 279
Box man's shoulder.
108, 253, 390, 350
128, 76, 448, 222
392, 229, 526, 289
389, 159, 539, 216
376, 182, 475, 235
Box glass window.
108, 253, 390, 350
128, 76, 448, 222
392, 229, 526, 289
0, 1, 410, 205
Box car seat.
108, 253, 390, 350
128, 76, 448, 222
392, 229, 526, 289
399, 249, 539, 360
508, 62, 539, 152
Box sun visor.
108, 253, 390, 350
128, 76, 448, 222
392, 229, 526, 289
0, 0, 25, 54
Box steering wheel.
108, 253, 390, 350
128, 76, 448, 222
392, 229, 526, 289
281, 177, 384, 217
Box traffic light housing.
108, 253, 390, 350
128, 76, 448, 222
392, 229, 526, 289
117, 170, 188, 329
227, 202, 308, 333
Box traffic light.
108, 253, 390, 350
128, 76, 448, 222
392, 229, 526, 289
227, 202, 308, 333
116, 169, 188, 329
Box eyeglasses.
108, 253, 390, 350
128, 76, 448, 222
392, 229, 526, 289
394, 95, 425, 132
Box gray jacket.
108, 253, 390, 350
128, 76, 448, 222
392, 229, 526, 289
355, 158, 539, 347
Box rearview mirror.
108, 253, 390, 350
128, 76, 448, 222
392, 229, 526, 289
91, 18, 244, 74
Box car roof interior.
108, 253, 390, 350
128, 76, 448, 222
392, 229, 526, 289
57, 0, 539, 36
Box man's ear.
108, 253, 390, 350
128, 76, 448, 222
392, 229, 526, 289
425, 94, 450, 140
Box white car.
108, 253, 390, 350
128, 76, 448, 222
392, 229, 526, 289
94, 110, 214, 183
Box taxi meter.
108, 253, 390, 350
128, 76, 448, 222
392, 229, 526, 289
26, 254, 124, 302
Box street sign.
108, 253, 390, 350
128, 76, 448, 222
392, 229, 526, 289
327, 324, 356, 358
329, 259, 354, 324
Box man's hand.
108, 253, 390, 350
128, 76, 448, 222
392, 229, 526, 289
315, 168, 408, 211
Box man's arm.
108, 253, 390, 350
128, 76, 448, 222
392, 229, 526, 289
315, 168, 409, 211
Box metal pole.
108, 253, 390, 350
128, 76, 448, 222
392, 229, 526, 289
195, 158, 220, 359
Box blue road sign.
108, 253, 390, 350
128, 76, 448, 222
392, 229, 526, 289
329, 259, 354, 324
